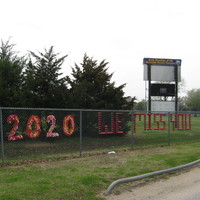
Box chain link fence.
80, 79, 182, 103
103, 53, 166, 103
0, 107, 199, 165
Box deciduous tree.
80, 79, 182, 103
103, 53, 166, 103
185, 89, 200, 111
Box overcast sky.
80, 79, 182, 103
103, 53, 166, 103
1, 0, 200, 101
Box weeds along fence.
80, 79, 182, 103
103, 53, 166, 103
0, 107, 199, 165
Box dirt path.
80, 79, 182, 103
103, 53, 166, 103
104, 164, 200, 200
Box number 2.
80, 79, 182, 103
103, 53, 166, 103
46, 115, 59, 137
7, 115, 24, 141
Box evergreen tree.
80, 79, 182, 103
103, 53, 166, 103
24, 46, 69, 108
67, 54, 134, 136
68, 54, 132, 109
0, 39, 26, 107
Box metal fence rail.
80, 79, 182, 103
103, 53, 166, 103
106, 159, 200, 194
0, 107, 199, 165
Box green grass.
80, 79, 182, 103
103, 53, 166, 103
133, 115, 200, 145
1, 114, 200, 199
1, 142, 200, 200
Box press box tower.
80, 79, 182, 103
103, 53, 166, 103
143, 58, 182, 112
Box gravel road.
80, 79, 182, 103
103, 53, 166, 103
105, 164, 200, 200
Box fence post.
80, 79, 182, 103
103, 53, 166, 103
131, 111, 134, 149
168, 112, 171, 145
0, 108, 5, 165
79, 110, 83, 157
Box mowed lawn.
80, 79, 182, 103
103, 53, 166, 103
1, 142, 200, 200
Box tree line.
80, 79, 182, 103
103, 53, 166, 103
0, 39, 136, 109
135, 91, 200, 111
179, 89, 200, 111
